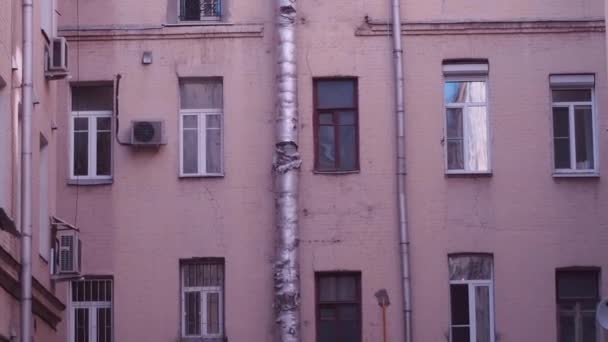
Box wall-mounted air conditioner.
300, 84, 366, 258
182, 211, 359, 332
130, 120, 166, 146
51, 229, 81, 275
45, 37, 69, 79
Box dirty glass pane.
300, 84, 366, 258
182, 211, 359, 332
206, 129, 222, 174
559, 314, 575, 342
449, 255, 492, 281
72, 85, 113, 111
446, 108, 463, 138
185, 291, 201, 336
74, 130, 89, 176
319, 276, 337, 302
552, 89, 592, 103
75, 308, 89, 342
207, 292, 220, 334
451, 327, 470, 342
180, 78, 223, 109
464, 106, 489, 172
574, 106, 594, 170
316, 80, 355, 109
450, 284, 469, 325
475, 286, 491, 342
318, 126, 336, 170
183, 130, 198, 174
582, 313, 597, 342
339, 125, 356, 171
557, 271, 598, 300
445, 82, 486, 103
447, 140, 464, 170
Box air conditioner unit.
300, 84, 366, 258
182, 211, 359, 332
45, 37, 68, 79
53, 229, 81, 275
131, 120, 165, 146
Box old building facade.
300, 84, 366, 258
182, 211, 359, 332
1, 0, 608, 341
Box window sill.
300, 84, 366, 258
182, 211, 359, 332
179, 173, 225, 179
164, 21, 227, 27
445, 170, 492, 177
67, 178, 113, 186
313, 169, 360, 175
553, 172, 599, 178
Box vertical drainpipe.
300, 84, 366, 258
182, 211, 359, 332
20, 0, 34, 341
273, 0, 302, 341
391, 0, 413, 341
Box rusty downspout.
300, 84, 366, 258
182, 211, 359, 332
391, 0, 413, 341
273, 0, 302, 341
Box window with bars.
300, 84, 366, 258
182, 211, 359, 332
181, 259, 224, 338
313, 78, 359, 172
179, 0, 221, 21
316, 272, 361, 342
551, 75, 597, 174
70, 85, 113, 180
70, 279, 113, 342
556, 269, 599, 342
448, 254, 495, 342
179, 78, 223, 177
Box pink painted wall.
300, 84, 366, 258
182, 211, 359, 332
53, 1, 607, 342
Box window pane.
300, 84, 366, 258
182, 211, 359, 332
319, 113, 333, 125
574, 106, 594, 170
185, 291, 201, 336
75, 308, 89, 342
475, 286, 491, 342
582, 313, 597, 342
449, 255, 492, 281
557, 271, 598, 300
183, 115, 198, 129
339, 305, 361, 342
97, 117, 111, 131
336, 276, 357, 301
97, 307, 111, 342
319, 319, 338, 342
96, 131, 111, 176
74, 117, 88, 131
318, 126, 336, 170
74, 131, 89, 176
446, 108, 463, 138
447, 140, 464, 170
206, 129, 222, 174
180, 78, 223, 109
339, 111, 356, 125
72, 85, 113, 111
451, 327, 470, 342
450, 284, 469, 325
554, 139, 571, 169
338, 125, 356, 171
316, 80, 355, 109
445, 82, 486, 103
319, 276, 337, 302
182, 0, 201, 20
206, 114, 221, 129
201, 0, 220, 16
183, 130, 198, 174
559, 314, 575, 342
207, 292, 220, 335
464, 106, 489, 172
552, 89, 592, 102
553, 107, 570, 138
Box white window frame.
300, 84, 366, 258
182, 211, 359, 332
68, 279, 113, 342
449, 279, 495, 342
551, 88, 598, 176
180, 269, 224, 338
179, 108, 224, 177
177, 0, 222, 22
443, 75, 492, 175
69, 111, 113, 180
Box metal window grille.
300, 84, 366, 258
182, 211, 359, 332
70, 279, 113, 342
180, 0, 221, 21
181, 260, 224, 338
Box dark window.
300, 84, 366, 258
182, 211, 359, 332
314, 78, 359, 172
71, 278, 113, 342
556, 269, 599, 342
316, 273, 361, 342
179, 0, 221, 21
